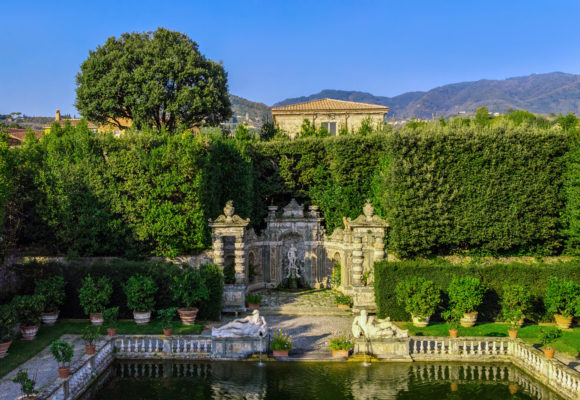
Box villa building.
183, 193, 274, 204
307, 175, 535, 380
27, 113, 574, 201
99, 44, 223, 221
43, 109, 132, 136
271, 98, 389, 139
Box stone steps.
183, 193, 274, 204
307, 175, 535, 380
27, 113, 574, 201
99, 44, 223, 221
259, 306, 353, 316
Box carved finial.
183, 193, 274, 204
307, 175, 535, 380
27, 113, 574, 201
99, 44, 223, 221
363, 200, 374, 221
224, 201, 234, 222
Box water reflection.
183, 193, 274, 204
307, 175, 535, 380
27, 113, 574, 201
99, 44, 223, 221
88, 361, 563, 400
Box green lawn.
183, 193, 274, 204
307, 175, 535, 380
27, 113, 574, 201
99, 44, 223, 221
0, 320, 203, 378
398, 322, 580, 356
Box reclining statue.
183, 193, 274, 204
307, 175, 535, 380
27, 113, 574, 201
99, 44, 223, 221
211, 310, 268, 338
352, 309, 408, 339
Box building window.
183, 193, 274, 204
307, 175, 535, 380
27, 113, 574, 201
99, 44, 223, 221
321, 122, 337, 135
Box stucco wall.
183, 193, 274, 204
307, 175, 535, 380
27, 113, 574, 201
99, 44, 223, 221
273, 112, 384, 138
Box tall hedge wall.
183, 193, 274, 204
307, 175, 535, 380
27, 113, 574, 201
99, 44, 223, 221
374, 259, 580, 322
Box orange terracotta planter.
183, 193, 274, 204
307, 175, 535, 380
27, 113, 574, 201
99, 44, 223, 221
106, 328, 117, 337
273, 350, 289, 357
163, 328, 173, 337
449, 329, 458, 338
85, 345, 96, 355
332, 349, 349, 358
58, 367, 70, 379
508, 329, 518, 339
542, 347, 555, 359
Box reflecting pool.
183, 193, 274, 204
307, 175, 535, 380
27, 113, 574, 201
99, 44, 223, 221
88, 361, 563, 400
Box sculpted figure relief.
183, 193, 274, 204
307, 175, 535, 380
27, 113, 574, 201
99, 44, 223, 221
211, 310, 268, 338
352, 309, 408, 339
286, 244, 300, 279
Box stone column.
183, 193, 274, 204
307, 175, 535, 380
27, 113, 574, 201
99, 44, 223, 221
213, 236, 224, 267
234, 236, 245, 284
374, 235, 385, 260
352, 236, 363, 286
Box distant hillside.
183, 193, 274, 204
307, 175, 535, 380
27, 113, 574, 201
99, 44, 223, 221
229, 94, 270, 126
272, 72, 580, 119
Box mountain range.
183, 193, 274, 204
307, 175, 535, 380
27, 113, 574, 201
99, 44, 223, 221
233, 72, 580, 120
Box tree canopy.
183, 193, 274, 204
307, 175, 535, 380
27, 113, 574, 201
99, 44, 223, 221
75, 28, 232, 132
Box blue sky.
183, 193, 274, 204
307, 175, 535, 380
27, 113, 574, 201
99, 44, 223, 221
2, 0, 580, 116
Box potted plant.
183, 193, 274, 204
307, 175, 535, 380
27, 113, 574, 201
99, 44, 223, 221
78, 274, 112, 326
13, 295, 45, 340
35, 276, 66, 326
103, 307, 119, 337
124, 274, 158, 325
328, 332, 353, 358
395, 277, 441, 327
246, 293, 262, 309
361, 270, 371, 287
0, 304, 16, 358
82, 325, 101, 355
501, 283, 531, 338
544, 277, 580, 329
170, 268, 209, 325
447, 277, 485, 328
158, 307, 178, 336
50, 340, 74, 379
442, 309, 462, 338
12, 369, 38, 399
540, 328, 562, 359
335, 294, 353, 309
270, 329, 292, 357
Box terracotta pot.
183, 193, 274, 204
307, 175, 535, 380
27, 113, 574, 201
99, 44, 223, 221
133, 311, 151, 325
248, 303, 260, 310
85, 344, 96, 355
0, 340, 12, 358
412, 314, 430, 328
178, 308, 198, 325
20, 325, 39, 340
332, 349, 349, 358
89, 312, 104, 326
555, 314, 573, 329
106, 328, 117, 337
508, 384, 519, 395
508, 329, 518, 339
163, 328, 173, 337
450, 382, 458, 392
42, 311, 60, 326
449, 329, 459, 338
58, 366, 70, 379
273, 350, 289, 357
542, 347, 555, 359
337, 303, 351, 310
460, 312, 478, 328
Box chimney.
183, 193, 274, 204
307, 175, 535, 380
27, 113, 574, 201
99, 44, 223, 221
55, 109, 61, 122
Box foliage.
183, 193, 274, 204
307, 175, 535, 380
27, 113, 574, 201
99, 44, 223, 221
170, 267, 210, 309
334, 294, 353, 307
12, 294, 45, 326
35, 276, 66, 313
328, 332, 353, 351
447, 277, 485, 314
501, 283, 532, 326
49, 340, 74, 367
395, 277, 441, 318
0, 304, 16, 342
82, 325, 101, 346
157, 307, 178, 329
441, 309, 462, 330
246, 293, 262, 304
103, 307, 119, 329
330, 261, 341, 288
544, 277, 580, 317
563, 129, 580, 254
541, 328, 562, 348
124, 274, 158, 312
270, 329, 292, 351
75, 28, 231, 131
78, 274, 112, 315
12, 369, 37, 397
196, 264, 223, 320
223, 263, 235, 284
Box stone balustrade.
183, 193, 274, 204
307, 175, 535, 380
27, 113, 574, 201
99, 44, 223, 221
409, 336, 508, 359
114, 335, 213, 358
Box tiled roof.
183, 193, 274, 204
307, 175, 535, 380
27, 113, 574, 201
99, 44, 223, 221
271, 98, 389, 112
42, 119, 99, 129
7, 128, 43, 145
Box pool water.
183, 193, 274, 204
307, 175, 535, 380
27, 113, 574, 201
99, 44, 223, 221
90, 361, 563, 400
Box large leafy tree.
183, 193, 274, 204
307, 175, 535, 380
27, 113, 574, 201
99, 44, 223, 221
75, 28, 232, 131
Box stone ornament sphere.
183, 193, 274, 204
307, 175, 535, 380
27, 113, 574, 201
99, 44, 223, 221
20, 325, 39, 340
58, 366, 71, 379
332, 349, 349, 359
90, 312, 104, 326
178, 308, 199, 325
42, 311, 60, 326
0, 340, 12, 358
460, 312, 478, 328
412, 314, 430, 328
554, 314, 573, 329
133, 311, 151, 325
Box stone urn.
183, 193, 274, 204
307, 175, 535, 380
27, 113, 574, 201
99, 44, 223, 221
42, 311, 60, 326
89, 312, 104, 326
178, 308, 198, 325
332, 349, 349, 359
542, 347, 555, 359
412, 315, 430, 328
508, 329, 518, 339
460, 312, 478, 328
0, 340, 12, 358
106, 328, 117, 337
273, 350, 289, 358
20, 325, 39, 340
554, 314, 573, 329
133, 311, 151, 325
58, 366, 70, 379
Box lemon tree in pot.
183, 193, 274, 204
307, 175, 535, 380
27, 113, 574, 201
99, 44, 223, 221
447, 277, 485, 328
103, 307, 119, 337
544, 277, 580, 329
50, 340, 74, 379
12, 369, 38, 399
501, 284, 531, 339
158, 307, 178, 336
82, 325, 101, 355
170, 268, 209, 325
246, 293, 262, 309
540, 328, 561, 359
0, 304, 16, 358
79, 275, 112, 326
124, 274, 158, 325
35, 276, 66, 326
442, 308, 462, 338
271, 329, 292, 357
13, 294, 45, 340
395, 277, 441, 327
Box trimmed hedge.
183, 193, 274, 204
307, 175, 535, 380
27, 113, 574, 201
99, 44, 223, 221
6, 261, 223, 320
374, 259, 580, 322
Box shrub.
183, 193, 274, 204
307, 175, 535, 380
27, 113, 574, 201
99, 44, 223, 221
446, 277, 484, 314
246, 293, 262, 305
157, 307, 178, 329
124, 274, 158, 312
501, 283, 532, 326
170, 268, 209, 309
328, 333, 353, 351
540, 328, 562, 348
335, 294, 353, 307
12, 294, 45, 326
78, 274, 112, 315
330, 261, 341, 288
544, 277, 580, 317
270, 329, 292, 351
441, 309, 462, 330
395, 277, 441, 318
0, 304, 16, 342
82, 325, 101, 346
50, 340, 74, 368
103, 307, 119, 329
35, 276, 66, 313
12, 369, 38, 398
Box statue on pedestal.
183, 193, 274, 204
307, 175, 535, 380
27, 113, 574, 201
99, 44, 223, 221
286, 244, 300, 279
211, 310, 268, 338
352, 309, 408, 339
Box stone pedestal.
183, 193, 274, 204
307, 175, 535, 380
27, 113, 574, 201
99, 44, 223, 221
222, 284, 246, 314
351, 286, 376, 313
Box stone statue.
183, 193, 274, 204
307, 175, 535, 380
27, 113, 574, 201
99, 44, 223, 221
211, 310, 268, 338
352, 310, 408, 339
286, 244, 300, 279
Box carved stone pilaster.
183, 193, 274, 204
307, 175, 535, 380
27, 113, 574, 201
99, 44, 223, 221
352, 236, 363, 286
234, 238, 245, 284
